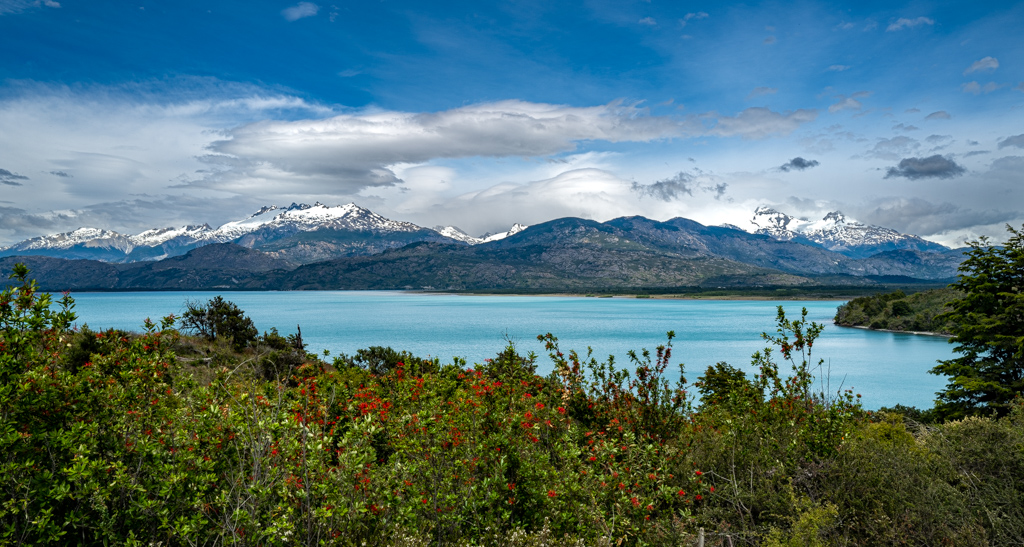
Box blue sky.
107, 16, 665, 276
1, 0, 1022, 246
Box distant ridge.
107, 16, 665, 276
0, 211, 964, 292
0, 202, 526, 265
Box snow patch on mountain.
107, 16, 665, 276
5, 228, 133, 252
435, 223, 529, 244
749, 206, 948, 256
0, 202, 532, 261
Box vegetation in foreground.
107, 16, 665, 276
1, 263, 1022, 546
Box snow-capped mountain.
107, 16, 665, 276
748, 207, 949, 258
0, 203, 528, 264
7, 228, 133, 252
435, 223, 530, 245
217, 202, 424, 241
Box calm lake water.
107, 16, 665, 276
66, 291, 954, 410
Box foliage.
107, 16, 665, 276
834, 287, 961, 334
180, 295, 258, 351
932, 225, 1024, 420
2, 264, 1023, 545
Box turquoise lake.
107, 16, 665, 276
66, 291, 954, 411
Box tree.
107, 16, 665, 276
931, 225, 1024, 420
179, 296, 258, 351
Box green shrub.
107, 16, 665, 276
179, 295, 258, 351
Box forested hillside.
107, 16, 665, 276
833, 287, 961, 334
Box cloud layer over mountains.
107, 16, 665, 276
0, 1, 1021, 248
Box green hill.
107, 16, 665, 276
834, 287, 962, 334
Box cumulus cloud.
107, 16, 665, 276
892, 123, 919, 132
680, 11, 708, 26
281, 2, 318, 21
857, 197, 1018, 237
704, 107, 817, 139
962, 81, 1002, 95
998, 134, 1024, 149
884, 155, 966, 180
638, 16, 656, 25
0, 80, 334, 218
886, 16, 934, 31
49, 170, 71, 177
984, 155, 1024, 183
631, 170, 729, 202
202, 100, 685, 193
631, 172, 695, 201
964, 56, 999, 75
415, 169, 642, 236
778, 157, 819, 171
829, 91, 870, 113
0, 168, 28, 186
925, 111, 951, 120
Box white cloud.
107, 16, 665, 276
0, 0, 59, 14
202, 100, 685, 193
856, 197, 1018, 241
281, 2, 319, 22
680, 11, 708, 26
828, 91, 870, 113
827, 65, 851, 72
962, 81, 1003, 95
964, 56, 999, 75
886, 17, 934, 31
704, 107, 818, 139
638, 17, 656, 25
406, 167, 743, 237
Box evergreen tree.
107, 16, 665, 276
932, 225, 1024, 419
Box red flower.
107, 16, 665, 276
695, 495, 703, 501
588, 456, 597, 461
547, 490, 557, 498
534, 402, 544, 410
710, 486, 715, 492
694, 470, 703, 476
630, 497, 639, 507
557, 406, 566, 414
677, 489, 686, 496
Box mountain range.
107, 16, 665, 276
0, 202, 528, 264
0, 203, 965, 292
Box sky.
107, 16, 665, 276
1, 0, 1022, 247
